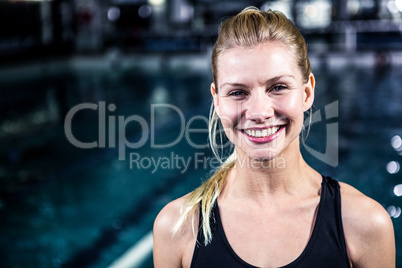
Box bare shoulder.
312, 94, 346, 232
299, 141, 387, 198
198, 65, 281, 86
153, 194, 199, 268
339, 182, 391, 224
154, 195, 188, 234
339, 182, 395, 267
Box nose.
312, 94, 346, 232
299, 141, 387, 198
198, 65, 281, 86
244, 93, 274, 123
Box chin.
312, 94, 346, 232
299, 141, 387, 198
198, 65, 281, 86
236, 151, 287, 170
237, 149, 280, 162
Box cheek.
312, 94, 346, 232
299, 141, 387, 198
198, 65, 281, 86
217, 101, 240, 124
287, 97, 306, 130
277, 94, 303, 117
216, 102, 241, 143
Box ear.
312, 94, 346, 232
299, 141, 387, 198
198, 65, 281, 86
211, 83, 220, 115
303, 73, 315, 112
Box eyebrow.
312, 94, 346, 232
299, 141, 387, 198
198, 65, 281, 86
220, 75, 296, 89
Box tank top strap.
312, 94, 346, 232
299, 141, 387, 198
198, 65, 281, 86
320, 176, 345, 243
315, 175, 349, 266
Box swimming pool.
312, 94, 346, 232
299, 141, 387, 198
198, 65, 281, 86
0, 52, 401, 267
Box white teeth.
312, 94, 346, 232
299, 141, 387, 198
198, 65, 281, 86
244, 127, 280, 138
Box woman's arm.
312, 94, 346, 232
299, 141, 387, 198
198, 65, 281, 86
341, 183, 395, 268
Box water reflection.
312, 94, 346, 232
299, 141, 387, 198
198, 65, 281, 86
387, 205, 402, 218
394, 184, 402, 197
387, 161, 401, 174
391, 135, 402, 153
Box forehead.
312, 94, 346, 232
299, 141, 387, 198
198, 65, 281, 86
217, 42, 301, 85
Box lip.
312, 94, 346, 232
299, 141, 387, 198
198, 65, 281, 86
241, 125, 285, 143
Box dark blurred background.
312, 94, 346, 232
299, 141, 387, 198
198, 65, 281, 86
0, 0, 401, 267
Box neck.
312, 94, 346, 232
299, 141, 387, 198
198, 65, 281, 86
224, 147, 319, 203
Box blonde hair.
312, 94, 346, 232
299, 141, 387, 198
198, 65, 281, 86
172, 7, 312, 245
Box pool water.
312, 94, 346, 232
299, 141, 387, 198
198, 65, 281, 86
0, 54, 401, 267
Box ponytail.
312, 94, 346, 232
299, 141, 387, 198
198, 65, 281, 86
172, 102, 235, 245
172, 160, 234, 245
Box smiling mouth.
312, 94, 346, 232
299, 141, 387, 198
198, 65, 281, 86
243, 126, 282, 138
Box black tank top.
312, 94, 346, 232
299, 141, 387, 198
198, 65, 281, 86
190, 176, 350, 268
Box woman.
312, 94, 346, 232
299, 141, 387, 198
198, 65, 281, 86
153, 7, 395, 268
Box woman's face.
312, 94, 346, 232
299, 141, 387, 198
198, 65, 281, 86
212, 41, 315, 162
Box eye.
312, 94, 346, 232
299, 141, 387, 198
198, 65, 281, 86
228, 90, 247, 97
270, 84, 288, 92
